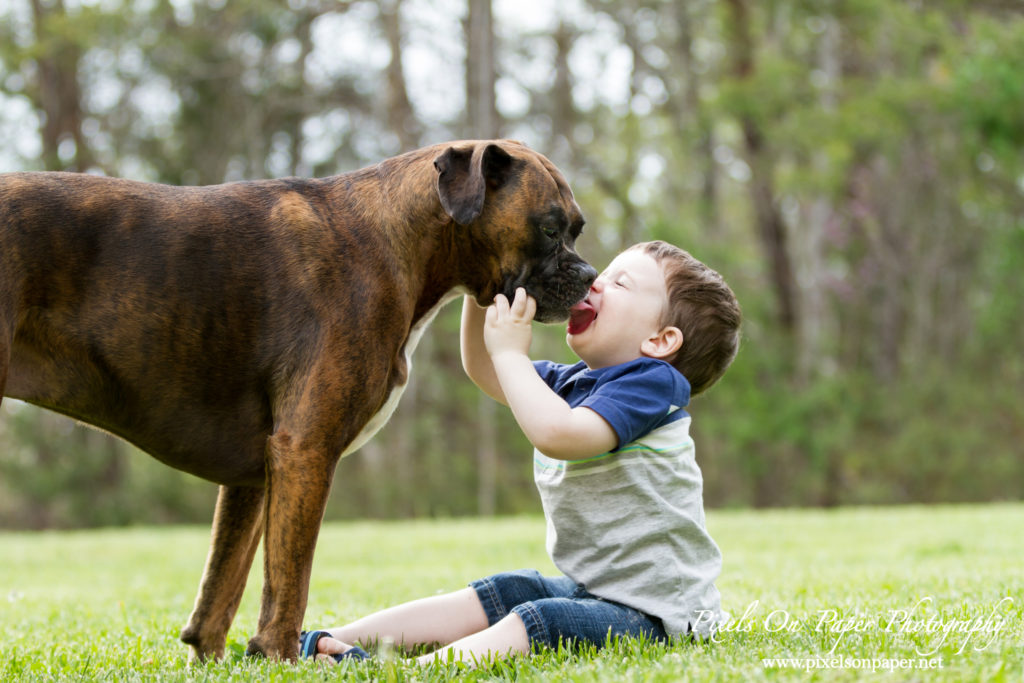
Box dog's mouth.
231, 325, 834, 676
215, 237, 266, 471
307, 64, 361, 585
500, 260, 596, 324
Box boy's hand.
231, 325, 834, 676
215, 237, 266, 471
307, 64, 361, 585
484, 287, 537, 358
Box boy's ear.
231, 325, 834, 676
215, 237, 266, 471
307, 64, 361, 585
641, 326, 683, 360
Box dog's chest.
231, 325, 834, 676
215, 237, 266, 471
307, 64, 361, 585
339, 290, 462, 458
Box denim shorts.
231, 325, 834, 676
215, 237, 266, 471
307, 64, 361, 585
470, 568, 667, 650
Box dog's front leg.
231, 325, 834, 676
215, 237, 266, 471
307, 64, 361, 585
180, 485, 266, 661
244, 429, 336, 660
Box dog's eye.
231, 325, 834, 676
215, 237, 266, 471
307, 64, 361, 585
542, 226, 559, 239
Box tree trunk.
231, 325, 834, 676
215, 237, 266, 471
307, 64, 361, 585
675, 3, 719, 233
382, 0, 421, 150
466, 0, 499, 140
30, 0, 92, 172
723, 0, 799, 337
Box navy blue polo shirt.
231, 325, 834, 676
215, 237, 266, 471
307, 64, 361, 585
532, 357, 690, 449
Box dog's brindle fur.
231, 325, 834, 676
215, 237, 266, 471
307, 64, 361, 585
0, 140, 595, 660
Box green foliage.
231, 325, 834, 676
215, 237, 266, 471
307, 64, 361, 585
0, 507, 1021, 681
953, 22, 1024, 154
699, 343, 1024, 509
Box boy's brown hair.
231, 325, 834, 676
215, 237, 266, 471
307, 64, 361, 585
629, 241, 741, 396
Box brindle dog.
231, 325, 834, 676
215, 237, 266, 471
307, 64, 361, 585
0, 140, 596, 660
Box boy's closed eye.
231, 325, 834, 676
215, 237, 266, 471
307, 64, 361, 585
609, 271, 631, 288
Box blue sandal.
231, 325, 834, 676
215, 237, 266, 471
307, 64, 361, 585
300, 630, 370, 662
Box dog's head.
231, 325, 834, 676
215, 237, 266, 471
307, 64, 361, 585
434, 140, 597, 323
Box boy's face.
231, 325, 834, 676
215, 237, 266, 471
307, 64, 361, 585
566, 249, 672, 369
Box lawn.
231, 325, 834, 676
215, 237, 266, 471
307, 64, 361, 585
0, 504, 1020, 681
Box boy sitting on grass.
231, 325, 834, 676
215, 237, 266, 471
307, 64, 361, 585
300, 240, 741, 665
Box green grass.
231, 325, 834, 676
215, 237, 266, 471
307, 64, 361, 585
1, 504, 1021, 681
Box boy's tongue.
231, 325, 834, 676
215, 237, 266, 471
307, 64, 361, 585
568, 300, 596, 335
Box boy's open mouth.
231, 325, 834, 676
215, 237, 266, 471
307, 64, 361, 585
568, 300, 596, 335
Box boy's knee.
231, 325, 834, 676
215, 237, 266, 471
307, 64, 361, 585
510, 598, 574, 649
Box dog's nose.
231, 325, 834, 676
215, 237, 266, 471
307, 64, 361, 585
575, 262, 598, 287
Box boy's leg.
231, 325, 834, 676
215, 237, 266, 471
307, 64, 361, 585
403, 569, 575, 665
310, 570, 579, 664
322, 587, 489, 651
414, 612, 530, 665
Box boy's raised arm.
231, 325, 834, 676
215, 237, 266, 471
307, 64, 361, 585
460, 295, 507, 404
484, 289, 617, 461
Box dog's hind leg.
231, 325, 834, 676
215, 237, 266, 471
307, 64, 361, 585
180, 484, 266, 661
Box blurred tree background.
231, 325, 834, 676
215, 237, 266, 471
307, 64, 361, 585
1, 0, 1021, 529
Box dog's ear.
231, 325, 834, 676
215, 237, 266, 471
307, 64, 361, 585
434, 143, 515, 225
480, 143, 514, 190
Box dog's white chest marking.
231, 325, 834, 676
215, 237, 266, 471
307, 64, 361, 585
340, 290, 462, 458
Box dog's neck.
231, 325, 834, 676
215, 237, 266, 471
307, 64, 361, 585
328, 147, 465, 328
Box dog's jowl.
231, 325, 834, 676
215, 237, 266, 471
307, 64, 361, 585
0, 140, 595, 660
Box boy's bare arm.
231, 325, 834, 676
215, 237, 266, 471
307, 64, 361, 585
485, 289, 617, 461
461, 295, 507, 404
491, 353, 618, 460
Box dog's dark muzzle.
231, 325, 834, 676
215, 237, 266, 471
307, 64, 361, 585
506, 257, 597, 324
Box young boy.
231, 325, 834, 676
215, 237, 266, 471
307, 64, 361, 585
300, 240, 741, 665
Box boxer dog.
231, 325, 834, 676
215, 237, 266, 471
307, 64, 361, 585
0, 140, 596, 660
